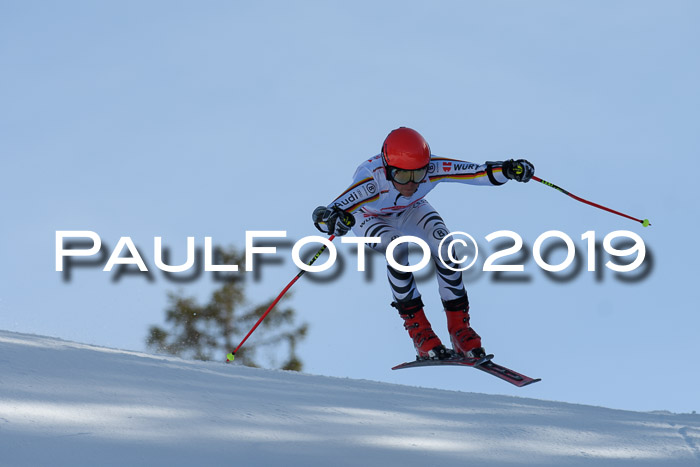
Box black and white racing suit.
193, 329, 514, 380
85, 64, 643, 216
326, 154, 510, 303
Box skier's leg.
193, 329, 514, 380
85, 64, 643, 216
391, 297, 449, 360
399, 200, 467, 302
400, 200, 484, 357
443, 294, 483, 357
352, 214, 419, 302
352, 213, 447, 359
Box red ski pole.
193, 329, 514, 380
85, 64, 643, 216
226, 235, 336, 363
531, 176, 651, 227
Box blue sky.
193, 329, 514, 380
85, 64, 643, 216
2, 1, 699, 413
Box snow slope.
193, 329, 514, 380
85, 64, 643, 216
1, 330, 699, 467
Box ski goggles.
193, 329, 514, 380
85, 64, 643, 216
386, 165, 429, 185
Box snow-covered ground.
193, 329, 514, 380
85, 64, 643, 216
1, 330, 699, 466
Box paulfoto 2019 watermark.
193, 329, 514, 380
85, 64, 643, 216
55, 230, 648, 280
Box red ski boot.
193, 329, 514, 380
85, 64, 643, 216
444, 296, 485, 359
392, 297, 449, 360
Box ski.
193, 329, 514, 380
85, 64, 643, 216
391, 353, 493, 370
475, 360, 541, 387
392, 354, 541, 387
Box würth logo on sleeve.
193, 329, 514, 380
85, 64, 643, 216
443, 161, 452, 172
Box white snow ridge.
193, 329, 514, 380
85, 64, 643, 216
1, 330, 698, 466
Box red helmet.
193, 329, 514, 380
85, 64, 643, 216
381, 127, 431, 170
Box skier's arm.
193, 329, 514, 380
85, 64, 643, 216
312, 171, 378, 236
501, 159, 535, 183
429, 157, 534, 186
327, 175, 380, 213
312, 205, 355, 236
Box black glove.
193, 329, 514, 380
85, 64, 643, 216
312, 205, 355, 236
502, 159, 535, 183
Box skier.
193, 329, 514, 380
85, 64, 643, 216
312, 127, 534, 361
